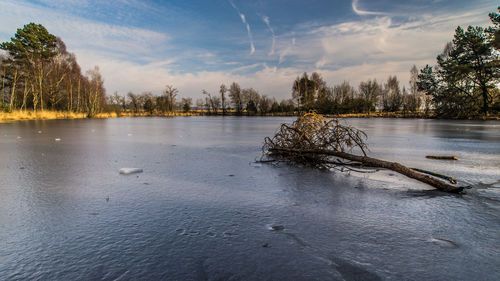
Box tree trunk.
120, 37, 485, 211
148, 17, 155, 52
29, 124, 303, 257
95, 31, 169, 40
481, 84, 489, 116
9, 69, 18, 111
38, 68, 44, 111
21, 77, 29, 111
77, 78, 80, 113
32, 82, 38, 113
221, 93, 226, 116
269, 148, 464, 193
68, 82, 73, 112
1, 71, 5, 108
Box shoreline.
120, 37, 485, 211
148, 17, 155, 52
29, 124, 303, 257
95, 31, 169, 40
1, 110, 499, 123
0, 110, 198, 123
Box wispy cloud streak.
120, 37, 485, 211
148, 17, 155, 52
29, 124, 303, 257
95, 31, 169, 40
229, 0, 255, 55
261, 15, 276, 55
352, 0, 386, 16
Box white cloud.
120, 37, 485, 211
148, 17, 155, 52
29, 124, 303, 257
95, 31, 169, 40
278, 35, 297, 65
230, 63, 265, 73
73, 49, 297, 99
273, 5, 492, 88
0, 0, 168, 58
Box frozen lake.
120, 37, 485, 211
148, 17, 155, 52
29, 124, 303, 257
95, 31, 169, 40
0, 117, 499, 280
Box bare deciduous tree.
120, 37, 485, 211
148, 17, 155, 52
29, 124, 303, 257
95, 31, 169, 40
229, 82, 243, 115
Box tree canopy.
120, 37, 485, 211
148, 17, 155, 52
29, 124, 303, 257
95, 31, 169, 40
418, 9, 499, 118
0, 23, 57, 67
0, 23, 105, 114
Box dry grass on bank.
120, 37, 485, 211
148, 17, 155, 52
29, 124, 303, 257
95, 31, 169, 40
1, 109, 498, 122
0, 110, 119, 123
0, 110, 201, 122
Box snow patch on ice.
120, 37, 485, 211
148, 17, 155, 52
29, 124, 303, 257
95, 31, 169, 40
119, 168, 143, 175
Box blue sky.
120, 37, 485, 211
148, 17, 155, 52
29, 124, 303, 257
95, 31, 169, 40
0, 0, 497, 99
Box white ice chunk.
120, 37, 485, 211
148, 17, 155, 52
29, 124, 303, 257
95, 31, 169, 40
119, 168, 143, 175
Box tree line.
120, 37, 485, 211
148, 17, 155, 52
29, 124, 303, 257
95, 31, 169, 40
289, 69, 426, 115
193, 69, 425, 116
0, 23, 105, 117
106, 82, 296, 116
1, 7, 498, 119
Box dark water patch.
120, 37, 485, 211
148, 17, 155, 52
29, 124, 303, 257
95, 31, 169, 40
270, 225, 284, 231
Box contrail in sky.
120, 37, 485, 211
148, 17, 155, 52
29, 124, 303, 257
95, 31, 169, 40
261, 15, 275, 55
352, 0, 386, 16
229, 0, 255, 55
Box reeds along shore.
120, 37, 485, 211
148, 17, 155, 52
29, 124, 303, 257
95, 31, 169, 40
1, 110, 499, 123
0, 110, 197, 122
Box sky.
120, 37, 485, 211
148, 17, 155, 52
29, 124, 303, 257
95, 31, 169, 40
0, 0, 497, 100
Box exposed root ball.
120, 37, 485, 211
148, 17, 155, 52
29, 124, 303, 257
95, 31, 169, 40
262, 113, 368, 169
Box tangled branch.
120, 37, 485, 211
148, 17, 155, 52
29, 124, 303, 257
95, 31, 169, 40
262, 113, 368, 169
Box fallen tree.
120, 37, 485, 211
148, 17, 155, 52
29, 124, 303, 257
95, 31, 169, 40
262, 113, 464, 193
